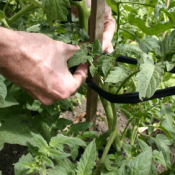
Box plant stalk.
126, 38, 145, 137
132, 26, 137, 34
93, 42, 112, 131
70, 0, 90, 33
111, 103, 122, 148
116, 69, 139, 95
100, 96, 113, 130
6, 4, 37, 25
116, 3, 120, 41
18, 0, 26, 8
92, 128, 118, 175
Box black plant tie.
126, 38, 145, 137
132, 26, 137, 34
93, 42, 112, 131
69, 55, 175, 104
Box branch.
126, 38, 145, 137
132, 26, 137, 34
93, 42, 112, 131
6, 4, 37, 25
18, 0, 26, 8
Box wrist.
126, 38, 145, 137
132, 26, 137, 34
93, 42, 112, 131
0, 27, 23, 69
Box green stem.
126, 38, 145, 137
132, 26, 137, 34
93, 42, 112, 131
111, 103, 122, 148
18, 0, 26, 8
92, 128, 118, 175
120, 117, 135, 144
116, 69, 139, 95
70, 0, 90, 33
1, 18, 11, 29
6, 4, 37, 25
41, 167, 46, 175
100, 96, 113, 130
3, 1, 10, 14
116, 3, 120, 41
113, 0, 155, 7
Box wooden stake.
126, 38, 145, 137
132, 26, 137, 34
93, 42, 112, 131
86, 0, 106, 130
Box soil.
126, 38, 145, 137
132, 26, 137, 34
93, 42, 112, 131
0, 98, 175, 175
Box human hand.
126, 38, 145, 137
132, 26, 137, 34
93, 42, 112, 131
0, 28, 88, 105
86, 1, 116, 53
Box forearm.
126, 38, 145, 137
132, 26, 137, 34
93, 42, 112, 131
0, 27, 22, 69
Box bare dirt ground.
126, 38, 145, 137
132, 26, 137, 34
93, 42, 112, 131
0, 98, 175, 174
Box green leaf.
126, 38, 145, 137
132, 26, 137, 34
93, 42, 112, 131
105, 65, 130, 83
90, 40, 103, 57
70, 145, 79, 161
68, 49, 93, 68
31, 132, 49, 154
49, 134, 86, 151
148, 134, 171, 167
76, 139, 96, 175
0, 93, 18, 108
150, 22, 174, 35
90, 65, 98, 77
136, 60, 165, 99
81, 131, 97, 140
123, 142, 136, 158
0, 115, 35, 151
102, 57, 115, 76
165, 61, 174, 71
154, 3, 167, 17
56, 33, 78, 45
111, 44, 144, 59
14, 153, 34, 175
69, 122, 93, 134
0, 10, 5, 20
149, 160, 157, 175
136, 35, 159, 53
24, 0, 42, 8
154, 3, 175, 22
123, 5, 137, 14
54, 118, 73, 131
26, 100, 41, 111
138, 138, 150, 152
128, 14, 151, 35
47, 147, 70, 160
106, 0, 118, 14
160, 104, 175, 142
127, 148, 152, 175
44, 157, 55, 168
168, 1, 175, 9
153, 150, 167, 168
55, 158, 75, 174
43, 0, 70, 23
79, 29, 89, 41
26, 24, 41, 33
47, 165, 70, 175
156, 30, 175, 59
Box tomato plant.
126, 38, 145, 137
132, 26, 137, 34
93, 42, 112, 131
0, 0, 175, 175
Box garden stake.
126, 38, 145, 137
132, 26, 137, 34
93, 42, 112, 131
86, 0, 106, 130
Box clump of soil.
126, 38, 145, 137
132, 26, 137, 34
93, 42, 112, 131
0, 98, 175, 175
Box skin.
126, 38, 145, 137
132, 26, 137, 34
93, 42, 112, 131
0, 1, 116, 105
85, 1, 116, 53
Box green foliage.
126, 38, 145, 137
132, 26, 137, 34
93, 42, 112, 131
76, 139, 96, 175
1, 0, 175, 175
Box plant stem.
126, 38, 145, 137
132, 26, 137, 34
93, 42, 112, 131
6, 4, 37, 25
92, 128, 118, 175
113, 0, 155, 7
115, 69, 139, 95
111, 103, 122, 148
116, 3, 120, 41
18, 0, 25, 8
70, 0, 90, 33
1, 18, 11, 29
3, 1, 10, 14
120, 117, 135, 144
100, 96, 113, 130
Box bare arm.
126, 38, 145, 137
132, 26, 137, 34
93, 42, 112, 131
0, 27, 88, 105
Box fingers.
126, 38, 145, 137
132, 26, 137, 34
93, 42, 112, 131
72, 62, 89, 89
102, 17, 116, 51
